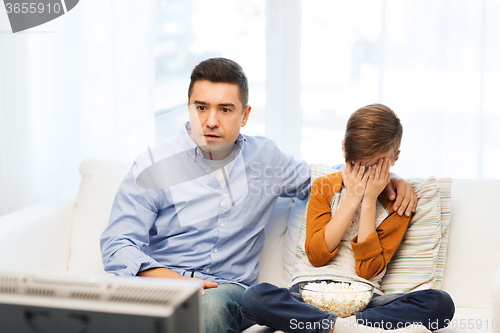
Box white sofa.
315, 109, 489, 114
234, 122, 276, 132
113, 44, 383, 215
0, 159, 499, 333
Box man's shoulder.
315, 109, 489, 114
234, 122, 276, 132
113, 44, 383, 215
243, 134, 279, 148
240, 134, 283, 159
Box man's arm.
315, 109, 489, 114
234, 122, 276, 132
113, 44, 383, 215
272, 141, 311, 199
138, 267, 218, 296
100, 168, 164, 276
100, 166, 219, 295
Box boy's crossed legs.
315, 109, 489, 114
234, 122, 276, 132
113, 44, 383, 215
241, 283, 454, 333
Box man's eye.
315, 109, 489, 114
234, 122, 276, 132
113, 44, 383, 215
197, 105, 206, 111
221, 108, 231, 113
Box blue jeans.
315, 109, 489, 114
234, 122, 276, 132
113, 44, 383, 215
241, 282, 455, 333
201, 283, 256, 333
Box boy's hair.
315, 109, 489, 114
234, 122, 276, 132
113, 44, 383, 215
188, 57, 249, 108
343, 103, 403, 162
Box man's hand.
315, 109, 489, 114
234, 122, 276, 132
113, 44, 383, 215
137, 267, 218, 296
384, 173, 418, 216
193, 278, 219, 296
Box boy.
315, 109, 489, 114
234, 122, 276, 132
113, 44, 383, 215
241, 104, 454, 333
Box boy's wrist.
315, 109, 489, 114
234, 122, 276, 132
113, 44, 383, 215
361, 193, 378, 206
344, 195, 362, 208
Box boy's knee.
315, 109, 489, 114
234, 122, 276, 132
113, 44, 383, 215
426, 289, 455, 322
436, 290, 455, 318
241, 284, 266, 313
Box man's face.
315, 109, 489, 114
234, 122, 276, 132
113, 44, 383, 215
188, 80, 251, 160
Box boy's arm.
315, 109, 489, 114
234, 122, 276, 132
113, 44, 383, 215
305, 169, 364, 267
351, 195, 411, 280
305, 175, 341, 267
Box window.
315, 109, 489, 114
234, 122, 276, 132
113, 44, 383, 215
301, 0, 500, 179
154, 0, 266, 144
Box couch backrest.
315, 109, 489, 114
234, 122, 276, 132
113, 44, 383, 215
69, 159, 500, 309
442, 179, 500, 309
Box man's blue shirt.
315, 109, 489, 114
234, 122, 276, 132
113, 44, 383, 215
100, 123, 311, 287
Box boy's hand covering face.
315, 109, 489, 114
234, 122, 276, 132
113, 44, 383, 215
363, 158, 391, 201
342, 161, 369, 201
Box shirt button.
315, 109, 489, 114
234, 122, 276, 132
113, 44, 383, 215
222, 193, 226, 198
213, 248, 218, 253
205, 268, 210, 273
206, 169, 210, 173
220, 223, 225, 228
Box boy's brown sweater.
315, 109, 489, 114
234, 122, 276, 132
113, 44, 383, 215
302, 172, 411, 284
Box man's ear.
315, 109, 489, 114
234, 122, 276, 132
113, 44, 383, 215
391, 150, 401, 166
241, 105, 252, 127
341, 140, 345, 159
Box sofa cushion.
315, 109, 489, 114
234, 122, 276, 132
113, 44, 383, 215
258, 197, 293, 286
285, 164, 337, 286
283, 196, 308, 286
68, 159, 129, 274
433, 178, 452, 289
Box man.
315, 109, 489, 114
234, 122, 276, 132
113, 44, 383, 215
100, 58, 417, 333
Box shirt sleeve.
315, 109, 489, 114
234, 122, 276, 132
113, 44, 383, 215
274, 143, 311, 200
305, 173, 343, 267
351, 195, 411, 280
100, 164, 164, 276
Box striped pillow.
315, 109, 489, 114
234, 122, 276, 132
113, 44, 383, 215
380, 177, 446, 293
433, 178, 452, 289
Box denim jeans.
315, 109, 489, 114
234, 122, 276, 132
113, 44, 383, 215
241, 282, 455, 333
201, 283, 256, 333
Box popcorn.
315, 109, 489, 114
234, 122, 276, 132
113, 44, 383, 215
301, 281, 373, 318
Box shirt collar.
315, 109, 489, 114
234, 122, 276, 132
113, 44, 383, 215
181, 122, 247, 159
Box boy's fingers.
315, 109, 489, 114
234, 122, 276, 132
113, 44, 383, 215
345, 161, 351, 174
358, 164, 365, 178
383, 158, 390, 175
363, 166, 371, 182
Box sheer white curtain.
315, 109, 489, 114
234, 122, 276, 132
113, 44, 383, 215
0, 0, 154, 216
300, 0, 500, 179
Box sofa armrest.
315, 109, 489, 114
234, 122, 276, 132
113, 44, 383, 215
493, 264, 500, 332
0, 191, 77, 272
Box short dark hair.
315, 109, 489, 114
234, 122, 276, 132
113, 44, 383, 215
188, 58, 249, 108
343, 103, 403, 162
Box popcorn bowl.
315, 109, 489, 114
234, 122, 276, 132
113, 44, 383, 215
299, 280, 374, 318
